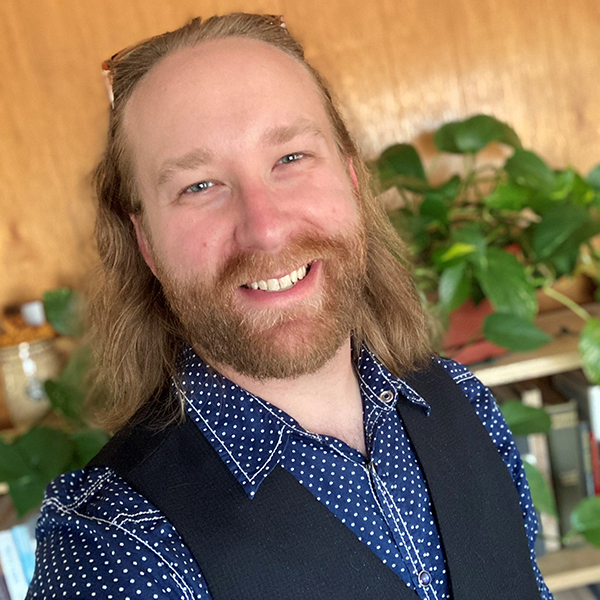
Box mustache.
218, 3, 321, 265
216, 230, 364, 290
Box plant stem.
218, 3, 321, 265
541, 285, 592, 322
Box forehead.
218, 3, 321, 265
123, 37, 332, 161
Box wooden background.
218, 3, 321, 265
1, 0, 599, 310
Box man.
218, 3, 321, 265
28, 13, 552, 600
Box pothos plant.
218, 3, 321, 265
0, 289, 109, 516
370, 115, 600, 383
370, 114, 600, 544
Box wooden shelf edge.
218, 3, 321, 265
470, 303, 600, 387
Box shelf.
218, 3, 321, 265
539, 545, 600, 592
471, 303, 600, 387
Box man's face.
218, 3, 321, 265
124, 37, 366, 378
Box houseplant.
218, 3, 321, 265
371, 115, 600, 381
0, 288, 109, 516
371, 115, 600, 545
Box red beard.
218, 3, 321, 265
156, 227, 367, 379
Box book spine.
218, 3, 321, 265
0, 529, 28, 600
519, 385, 561, 552
11, 523, 36, 584
590, 431, 600, 495
579, 421, 595, 497
546, 400, 588, 545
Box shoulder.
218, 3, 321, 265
29, 467, 211, 599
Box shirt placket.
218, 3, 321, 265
363, 392, 440, 600
364, 456, 439, 600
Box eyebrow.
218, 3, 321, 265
157, 148, 214, 187
259, 119, 326, 147
156, 119, 326, 188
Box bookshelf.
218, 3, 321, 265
471, 303, 600, 593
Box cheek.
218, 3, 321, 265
303, 177, 359, 229
148, 213, 225, 275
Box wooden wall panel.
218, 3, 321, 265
0, 0, 599, 310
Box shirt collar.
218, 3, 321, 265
174, 344, 431, 498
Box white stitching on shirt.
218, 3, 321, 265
184, 390, 287, 485
45, 499, 197, 600
372, 470, 440, 600
43, 469, 112, 511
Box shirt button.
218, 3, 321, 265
379, 390, 394, 404
418, 570, 432, 587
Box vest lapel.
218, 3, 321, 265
92, 408, 418, 600
401, 362, 541, 599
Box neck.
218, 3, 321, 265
212, 340, 367, 456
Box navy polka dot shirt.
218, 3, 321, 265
27, 347, 553, 599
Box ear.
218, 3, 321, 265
130, 214, 157, 276
348, 158, 359, 191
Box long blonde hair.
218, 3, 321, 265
91, 13, 431, 430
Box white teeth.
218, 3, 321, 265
279, 275, 293, 291
247, 264, 310, 293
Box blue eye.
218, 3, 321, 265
183, 181, 214, 194
278, 153, 304, 164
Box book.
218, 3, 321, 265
513, 381, 561, 553
579, 421, 595, 497
553, 370, 600, 440
0, 530, 28, 600
553, 370, 600, 494
0, 513, 38, 600
538, 379, 587, 545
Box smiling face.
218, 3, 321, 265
123, 36, 366, 378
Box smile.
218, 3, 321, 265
244, 263, 312, 292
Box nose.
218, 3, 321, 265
233, 180, 294, 253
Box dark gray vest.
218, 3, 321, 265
89, 361, 541, 599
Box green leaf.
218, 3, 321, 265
571, 496, 600, 546
70, 430, 110, 469
434, 121, 462, 153
439, 262, 471, 312
9, 474, 49, 517
420, 195, 448, 225
569, 172, 597, 205
14, 428, 74, 481
58, 345, 92, 389
579, 317, 600, 385
377, 144, 427, 186
588, 165, 600, 191
436, 175, 461, 200
476, 248, 538, 320
549, 169, 576, 200
522, 459, 557, 516
439, 242, 477, 263
484, 182, 531, 211
505, 150, 555, 191
483, 312, 551, 351
500, 401, 551, 435
533, 204, 589, 260
455, 115, 521, 153
452, 224, 487, 261
43, 288, 83, 337
45, 380, 86, 423
434, 115, 521, 154
0, 438, 33, 482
